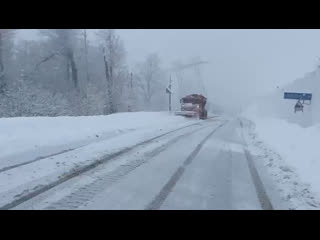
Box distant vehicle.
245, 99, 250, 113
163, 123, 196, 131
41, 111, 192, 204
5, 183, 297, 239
175, 94, 208, 119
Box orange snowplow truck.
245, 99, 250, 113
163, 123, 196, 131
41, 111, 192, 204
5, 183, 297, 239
175, 94, 208, 120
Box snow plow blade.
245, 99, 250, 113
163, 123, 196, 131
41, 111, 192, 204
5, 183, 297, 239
174, 111, 198, 117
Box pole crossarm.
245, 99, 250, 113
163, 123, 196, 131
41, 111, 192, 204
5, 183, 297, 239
168, 61, 209, 72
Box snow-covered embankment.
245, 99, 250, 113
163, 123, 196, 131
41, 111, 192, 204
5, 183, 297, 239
242, 108, 320, 209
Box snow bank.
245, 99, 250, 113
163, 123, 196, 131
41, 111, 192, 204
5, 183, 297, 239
245, 114, 320, 195
0, 112, 192, 167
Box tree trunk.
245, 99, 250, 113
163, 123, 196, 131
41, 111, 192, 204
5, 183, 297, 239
84, 30, 90, 82
66, 61, 70, 84
103, 54, 115, 114
146, 76, 152, 109
0, 33, 5, 92
65, 48, 78, 89
69, 54, 78, 89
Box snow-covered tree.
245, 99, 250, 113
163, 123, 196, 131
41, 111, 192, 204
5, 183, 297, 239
40, 29, 80, 89
136, 53, 167, 111
96, 29, 127, 114
0, 29, 132, 117
0, 29, 15, 93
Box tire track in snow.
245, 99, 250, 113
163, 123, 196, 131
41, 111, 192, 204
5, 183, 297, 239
1, 117, 218, 174
145, 121, 227, 210
0, 149, 74, 174
43, 125, 214, 210
239, 119, 273, 210
0, 129, 135, 174
1, 118, 218, 210
243, 148, 273, 210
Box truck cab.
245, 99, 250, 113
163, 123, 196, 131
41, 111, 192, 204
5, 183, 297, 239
179, 94, 208, 119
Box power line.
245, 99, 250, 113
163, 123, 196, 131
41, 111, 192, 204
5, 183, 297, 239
169, 60, 209, 98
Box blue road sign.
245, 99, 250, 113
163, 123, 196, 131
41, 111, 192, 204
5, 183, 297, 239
284, 92, 312, 101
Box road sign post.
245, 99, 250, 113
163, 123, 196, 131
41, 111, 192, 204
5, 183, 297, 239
284, 92, 312, 113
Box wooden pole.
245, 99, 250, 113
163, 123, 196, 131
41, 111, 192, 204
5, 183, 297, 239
128, 72, 133, 112
169, 75, 172, 112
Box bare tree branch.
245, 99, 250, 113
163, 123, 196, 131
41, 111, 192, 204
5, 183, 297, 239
34, 52, 60, 70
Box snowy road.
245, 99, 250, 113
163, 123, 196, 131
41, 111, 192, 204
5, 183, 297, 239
3, 116, 289, 210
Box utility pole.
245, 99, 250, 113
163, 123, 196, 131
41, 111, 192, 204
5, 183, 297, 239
128, 72, 133, 112
83, 29, 90, 83
169, 60, 209, 98
169, 76, 172, 112
166, 75, 172, 112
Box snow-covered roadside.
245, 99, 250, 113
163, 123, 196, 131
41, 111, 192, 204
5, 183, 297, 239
0, 112, 196, 169
240, 116, 320, 209
0, 112, 211, 208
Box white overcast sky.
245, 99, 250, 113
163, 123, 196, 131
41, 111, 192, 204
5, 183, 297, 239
16, 29, 320, 110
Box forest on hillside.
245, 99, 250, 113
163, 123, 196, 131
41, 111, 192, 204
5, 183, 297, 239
0, 29, 169, 117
